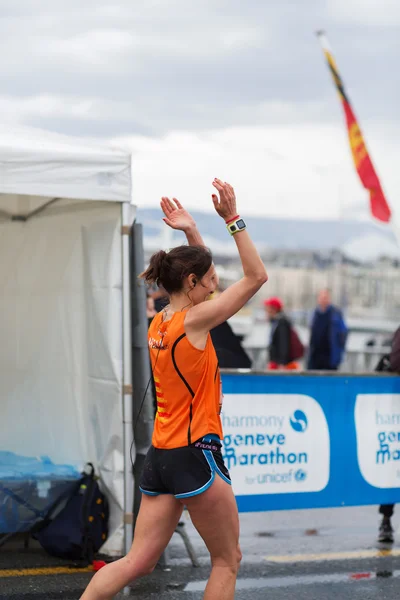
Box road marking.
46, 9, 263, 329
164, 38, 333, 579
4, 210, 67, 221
185, 570, 400, 592
264, 549, 400, 563
0, 566, 93, 578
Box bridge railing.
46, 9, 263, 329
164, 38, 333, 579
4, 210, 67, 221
244, 347, 386, 373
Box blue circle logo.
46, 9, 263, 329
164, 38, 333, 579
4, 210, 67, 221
295, 469, 307, 482
290, 410, 308, 432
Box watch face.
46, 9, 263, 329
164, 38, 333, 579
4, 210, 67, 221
236, 219, 245, 229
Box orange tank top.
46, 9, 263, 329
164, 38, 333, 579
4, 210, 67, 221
148, 310, 223, 449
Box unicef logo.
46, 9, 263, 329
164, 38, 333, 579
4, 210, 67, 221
295, 469, 307, 482
290, 410, 308, 432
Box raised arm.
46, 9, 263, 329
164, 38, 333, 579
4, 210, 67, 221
160, 197, 205, 247
185, 179, 268, 333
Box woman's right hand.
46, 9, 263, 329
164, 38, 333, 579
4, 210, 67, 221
212, 178, 238, 222
160, 197, 196, 232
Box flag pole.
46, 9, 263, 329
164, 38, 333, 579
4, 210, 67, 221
315, 30, 400, 254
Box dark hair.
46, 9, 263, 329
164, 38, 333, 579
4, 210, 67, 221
140, 245, 213, 294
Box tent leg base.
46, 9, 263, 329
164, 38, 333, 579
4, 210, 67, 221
175, 522, 200, 568
157, 521, 200, 569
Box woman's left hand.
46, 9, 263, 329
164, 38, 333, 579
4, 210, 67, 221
160, 197, 196, 232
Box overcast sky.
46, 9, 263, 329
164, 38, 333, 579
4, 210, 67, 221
1, 0, 399, 219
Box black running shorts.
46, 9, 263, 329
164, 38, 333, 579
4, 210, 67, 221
139, 435, 231, 499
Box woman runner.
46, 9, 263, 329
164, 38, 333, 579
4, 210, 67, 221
80, 178, 268, 600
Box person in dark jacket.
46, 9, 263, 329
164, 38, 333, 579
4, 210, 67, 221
307, 289, 348, 370
204, 289, 252, 368
264, 297, 298, 370
210, 320, 252, 369
377, 326, 400, 543
147, 283, 169, 313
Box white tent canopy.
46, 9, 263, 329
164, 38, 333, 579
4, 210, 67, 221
0, 124, 135, 555
0, 124, 131, 219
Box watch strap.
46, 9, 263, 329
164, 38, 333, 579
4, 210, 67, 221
226, 217, 246, 236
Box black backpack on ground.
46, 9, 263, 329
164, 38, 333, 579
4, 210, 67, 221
34, 463, 109, 565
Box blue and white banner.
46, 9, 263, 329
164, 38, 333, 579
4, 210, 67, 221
220, 373, 400, 512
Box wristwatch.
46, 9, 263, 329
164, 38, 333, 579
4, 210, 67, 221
226, 216, 247, 236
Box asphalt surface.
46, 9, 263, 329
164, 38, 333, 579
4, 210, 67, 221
1, 505, 400, 599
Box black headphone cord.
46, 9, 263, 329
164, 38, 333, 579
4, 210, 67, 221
129, 294, 193, 467
129, 343, 162, 468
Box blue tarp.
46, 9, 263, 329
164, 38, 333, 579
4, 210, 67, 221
0, 451, 80, 480
0, 452, 80, 534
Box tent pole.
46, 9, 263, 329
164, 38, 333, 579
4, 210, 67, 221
121, 203, 134, 559
24, 197, 61, 220
0, 208, 12, 220
130, 223, 154, 528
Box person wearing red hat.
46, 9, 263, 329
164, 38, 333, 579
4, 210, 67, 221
264, 297, 302, 370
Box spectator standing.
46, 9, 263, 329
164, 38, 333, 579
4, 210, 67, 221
211, 320, 252, 369
207, 290, 252, 369
376, 326, 400, 543
146, 294, 157, 326
307, 289, 348, 371
148, 284, 169, 312
264, 297, 302, 370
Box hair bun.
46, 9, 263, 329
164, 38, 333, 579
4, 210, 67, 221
140, 249, 168, 287
140, 244, 212, 295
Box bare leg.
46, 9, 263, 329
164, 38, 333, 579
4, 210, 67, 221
183, 475, 241, 600
80, 494, 182, 600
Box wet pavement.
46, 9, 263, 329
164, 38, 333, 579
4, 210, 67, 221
1, 505, 400, 598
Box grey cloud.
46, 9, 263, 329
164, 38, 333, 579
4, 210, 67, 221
26, 115, 154, 138
0, 0, 398, 137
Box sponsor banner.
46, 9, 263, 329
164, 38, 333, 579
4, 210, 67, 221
222, 394, 329, 494
355, 394, 400, 488
220, 373, 400, 512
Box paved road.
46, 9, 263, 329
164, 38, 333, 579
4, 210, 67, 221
2, 505, 400, 599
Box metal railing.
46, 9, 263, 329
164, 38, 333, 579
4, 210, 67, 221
245, 347, 386, 373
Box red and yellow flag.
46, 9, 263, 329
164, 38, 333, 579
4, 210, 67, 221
317, 31, 391, 223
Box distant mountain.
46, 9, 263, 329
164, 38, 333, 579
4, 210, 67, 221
137, 208, 398, 259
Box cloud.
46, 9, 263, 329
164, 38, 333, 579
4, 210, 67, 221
0, 94, 144, 130
113, 119, 400, 220
0, 1, 267, 74
0, 0, 398, 221
327, 0, 400, 26
49, 30, 134, 70
0, 90, 340, 138
0, 0, 395, 127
